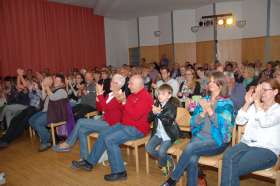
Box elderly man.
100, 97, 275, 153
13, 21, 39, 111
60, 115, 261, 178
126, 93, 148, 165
72, 75, 153, 181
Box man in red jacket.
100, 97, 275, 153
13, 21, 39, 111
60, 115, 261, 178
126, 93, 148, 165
72, 75, 153, 181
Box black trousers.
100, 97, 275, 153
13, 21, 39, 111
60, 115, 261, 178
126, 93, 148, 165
0, 106, 38, 143
72, 104, 95, 121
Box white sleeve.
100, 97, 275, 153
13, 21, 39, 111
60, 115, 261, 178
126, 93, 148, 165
235, 105, 253, 125
255, 106, 280, 128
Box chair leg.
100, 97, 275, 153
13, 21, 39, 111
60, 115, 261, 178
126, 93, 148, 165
145, 151, 150, 174
177, 153, 183, 186
29, 126, 33, 139
87, 136, 91, 153
126, 147, 130, 155
134, 145, 139, 173
218, 160, 222, 186
276, 171, 280, 186
50, 125, 56, 146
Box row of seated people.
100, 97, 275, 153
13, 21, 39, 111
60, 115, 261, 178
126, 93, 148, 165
0, 64, 280, 185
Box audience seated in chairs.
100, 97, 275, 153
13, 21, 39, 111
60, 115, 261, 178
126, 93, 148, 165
145, 84, 180, 176
0, 79, 42, 148
71, 75, 153, 182
29, 74, 68, 152
53, 74, 125, 161
0, 69, 30, 128
72, 72, 96, 121
221, 79, 280, 186
161, 71, 235, 186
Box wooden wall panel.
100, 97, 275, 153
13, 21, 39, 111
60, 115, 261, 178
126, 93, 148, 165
218, 39, 242, 63
140, 46, 159, 63
129, 35, 280, 66
196, 41, 215, 64
159, 44, 174, 65
270, 35, 280, 61
174, 42, 196, 64
241, 37, 265, 63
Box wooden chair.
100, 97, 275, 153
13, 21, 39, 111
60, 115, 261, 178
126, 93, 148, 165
235, 125, 280, 186
123, 135, 151, 173
197, 125, 237, 186
29, 121, 67, 143
87, 131, 150, 173
48, 121, 66, 146
50, 111, 99, 146
29, 126, 36, 138
145, 107, 191, 185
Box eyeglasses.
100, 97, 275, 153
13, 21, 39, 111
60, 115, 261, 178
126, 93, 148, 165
263, 88, 273, 92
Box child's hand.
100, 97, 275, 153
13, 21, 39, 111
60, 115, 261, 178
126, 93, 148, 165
152, 105, 162, 114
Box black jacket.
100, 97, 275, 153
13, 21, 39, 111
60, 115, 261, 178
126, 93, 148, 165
148, 100, 179, 143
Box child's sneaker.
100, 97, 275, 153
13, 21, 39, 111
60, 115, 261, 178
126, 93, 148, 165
161, 166, 168, 177
166, 156, 175, 175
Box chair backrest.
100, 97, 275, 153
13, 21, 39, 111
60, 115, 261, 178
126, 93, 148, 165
231, 124, 237, 146
237, 125, 246, 143
176, 107, 190, 131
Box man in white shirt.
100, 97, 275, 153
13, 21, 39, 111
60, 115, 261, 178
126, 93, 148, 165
156, 66, 179, 97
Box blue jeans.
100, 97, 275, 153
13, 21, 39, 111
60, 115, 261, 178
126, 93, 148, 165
66, 118, 110, 159
171, 138, 228, 186
145, 135, 172, 167
86, 124, 144, 173
29, 112, 49, 144
221, 142, 278, 186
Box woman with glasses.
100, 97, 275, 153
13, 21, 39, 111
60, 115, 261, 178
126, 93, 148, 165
177, 68, 201, 107
221, 79, 280, 186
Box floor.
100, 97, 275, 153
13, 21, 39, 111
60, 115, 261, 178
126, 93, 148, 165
0, 133, 275, 186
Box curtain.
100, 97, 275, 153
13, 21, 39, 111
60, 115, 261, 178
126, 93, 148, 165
0, 0, 106, 76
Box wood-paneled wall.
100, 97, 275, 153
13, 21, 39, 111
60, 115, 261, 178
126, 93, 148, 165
196, 41, 215, 64
270, 35, 280, 61
174, 43, 196, 64
139, 46, 159, 63
129, 35, 280, 66
159, 44, 174, 65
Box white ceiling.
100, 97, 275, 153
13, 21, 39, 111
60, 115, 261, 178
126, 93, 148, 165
48, 0, 242, 19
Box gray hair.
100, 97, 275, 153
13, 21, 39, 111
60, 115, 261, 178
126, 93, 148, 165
112, 74, 126, 88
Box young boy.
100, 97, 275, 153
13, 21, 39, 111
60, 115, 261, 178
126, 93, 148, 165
146, 84, 180, 176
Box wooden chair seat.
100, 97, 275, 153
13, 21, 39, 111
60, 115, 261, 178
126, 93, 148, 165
253, 168, 278, 178
124, 135, 150, 146
166, 139, 189, 155
85, 111, 99, 119
198, 154, 223, 168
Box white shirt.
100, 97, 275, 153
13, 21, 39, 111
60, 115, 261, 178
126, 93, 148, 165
156, 79, 179, 97
236, 103, 280, 156
106, 92, 114, 104
155, 119, 171, 141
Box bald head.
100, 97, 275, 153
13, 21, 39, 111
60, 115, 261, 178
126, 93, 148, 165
128, 75, 144, 93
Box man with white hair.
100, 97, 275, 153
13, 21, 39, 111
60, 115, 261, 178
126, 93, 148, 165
53, 74, 126, 160
73, 75, 153, 182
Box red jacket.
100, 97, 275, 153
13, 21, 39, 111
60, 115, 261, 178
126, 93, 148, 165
122, 88, 153, 136
96, 94, 123, 126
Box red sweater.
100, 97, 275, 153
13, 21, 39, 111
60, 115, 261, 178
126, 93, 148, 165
96, 94, 123, 126
122, 88, 153, 136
